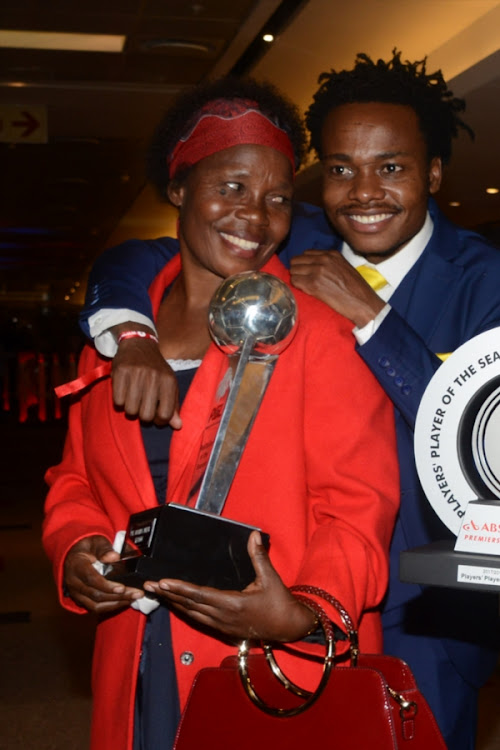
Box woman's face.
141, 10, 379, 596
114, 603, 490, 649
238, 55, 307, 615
169, 144, 294, 282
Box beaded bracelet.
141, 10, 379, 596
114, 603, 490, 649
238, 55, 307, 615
117, 330, 159, 345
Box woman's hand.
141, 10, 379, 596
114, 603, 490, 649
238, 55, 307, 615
63, 535, 144, 614
143, 531, 317, 642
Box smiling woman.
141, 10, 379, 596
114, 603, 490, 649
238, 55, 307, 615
166, 143, 293, 331
43, 77, 400, 750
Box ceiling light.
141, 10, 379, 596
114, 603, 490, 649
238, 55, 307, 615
486, 187, 499, 195
449, 201, 461, 207
262, 34, 274, 43
0, 30, 126, 53
140, 39, 212, 53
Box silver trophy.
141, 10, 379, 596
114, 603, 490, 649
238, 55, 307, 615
105, 271, 297, 590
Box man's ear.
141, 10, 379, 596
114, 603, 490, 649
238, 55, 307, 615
167, 181, 184, 208
429, 157, 442, 195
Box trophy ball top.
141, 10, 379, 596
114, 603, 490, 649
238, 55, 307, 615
208, 271, 298, 355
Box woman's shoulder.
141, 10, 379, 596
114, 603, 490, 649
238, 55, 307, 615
293, 288, 354, 348
264, 255, 353, 340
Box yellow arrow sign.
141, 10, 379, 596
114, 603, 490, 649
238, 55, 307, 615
0, 105, 48, 143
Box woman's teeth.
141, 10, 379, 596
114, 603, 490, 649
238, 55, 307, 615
220, 232, 259, 250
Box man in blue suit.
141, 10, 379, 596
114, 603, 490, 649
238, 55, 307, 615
81, 52, 500, 749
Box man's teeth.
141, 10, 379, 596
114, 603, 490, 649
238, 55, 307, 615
220, 232, 259, 250
351, 213, 392, 224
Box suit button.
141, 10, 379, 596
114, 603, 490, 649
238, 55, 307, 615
180, 651, 194, 666
386, 367, 396, 377
394, 376, 404, 387
378, 357, 390, 368
402, 385, 412, 396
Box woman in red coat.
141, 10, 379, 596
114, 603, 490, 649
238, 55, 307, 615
43, 77, 399, 750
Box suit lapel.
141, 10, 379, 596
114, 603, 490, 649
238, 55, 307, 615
389, 204, 464, 345
390, 251, 463, 343
166, 346, 229, 505
104, 392, 158, 511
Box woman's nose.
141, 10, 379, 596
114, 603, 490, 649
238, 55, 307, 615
235, 195, 269, 225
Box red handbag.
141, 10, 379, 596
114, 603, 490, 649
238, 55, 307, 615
173, 586, 447, 750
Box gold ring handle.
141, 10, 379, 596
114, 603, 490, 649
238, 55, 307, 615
237, 595, 335, 717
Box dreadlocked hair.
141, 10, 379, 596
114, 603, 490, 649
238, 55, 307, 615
147, 76, 307, 201
306, 49, 474, 164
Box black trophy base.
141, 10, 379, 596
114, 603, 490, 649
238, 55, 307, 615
105, 503, 270, 591
400, 539, 500, 593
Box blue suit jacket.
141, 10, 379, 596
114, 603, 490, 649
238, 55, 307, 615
81, 200, 500, 689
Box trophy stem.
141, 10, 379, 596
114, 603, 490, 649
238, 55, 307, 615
194, 335, 277, 515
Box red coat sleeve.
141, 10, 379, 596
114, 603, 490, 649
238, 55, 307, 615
43, 346, 125, 613
296, 308, 398, 642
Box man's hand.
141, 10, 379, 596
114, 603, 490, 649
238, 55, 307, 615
63, 535, 144, 614
290, 250, 385, 328
110, 323, 182, 427
142, 531, 317, 642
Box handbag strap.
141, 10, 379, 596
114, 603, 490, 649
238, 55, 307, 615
290, 584, 360, 665
260, 593, 335, 699
291, 586, 420, 726
237, 591, 339, 717
239, 585, 423, 736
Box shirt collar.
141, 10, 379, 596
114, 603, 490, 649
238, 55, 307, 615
341, 212, 434, 290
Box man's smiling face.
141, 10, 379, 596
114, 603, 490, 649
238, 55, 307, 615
320, 102, 442, 263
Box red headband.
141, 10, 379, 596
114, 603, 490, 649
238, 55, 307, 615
168, 98, 296, 179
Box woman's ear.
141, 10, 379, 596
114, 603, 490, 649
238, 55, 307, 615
167, 181, 184, 208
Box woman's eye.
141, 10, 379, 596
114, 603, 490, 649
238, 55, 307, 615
219, 181, 241, 196
270, 194, 291, 205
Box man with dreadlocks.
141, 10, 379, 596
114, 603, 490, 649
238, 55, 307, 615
79, 52, 500, 749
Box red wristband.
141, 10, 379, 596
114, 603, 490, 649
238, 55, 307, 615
117, 330, 159, 345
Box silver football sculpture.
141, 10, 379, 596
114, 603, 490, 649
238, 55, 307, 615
208, 271, 298, 355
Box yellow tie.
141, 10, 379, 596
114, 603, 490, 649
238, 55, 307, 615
356, 264, 388, 292
356, 264, 451, 361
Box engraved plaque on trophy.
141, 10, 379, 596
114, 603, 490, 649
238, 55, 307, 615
105, 271, 297, 590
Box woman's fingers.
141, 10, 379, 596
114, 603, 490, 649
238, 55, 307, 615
143, 530, 314, 641
63, 535, 143, 613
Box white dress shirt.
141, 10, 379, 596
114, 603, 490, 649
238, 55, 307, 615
341, 212, 434, 344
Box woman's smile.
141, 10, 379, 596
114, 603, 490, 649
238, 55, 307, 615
219, 230, 261, 254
